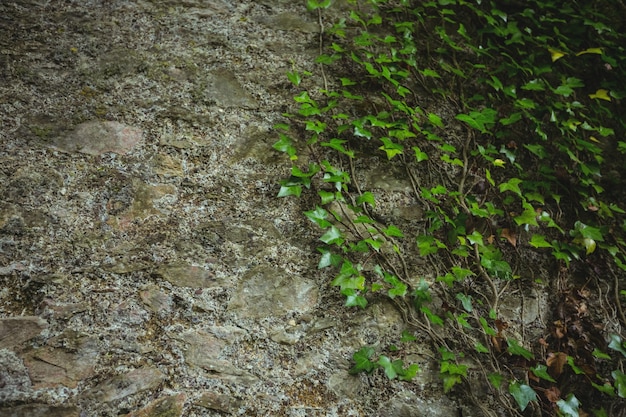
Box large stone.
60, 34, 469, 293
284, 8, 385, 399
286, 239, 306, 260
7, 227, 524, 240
48, 121, 143, 156
0, 317, 47, 350
228, 266, 318, 319
80, 366, 165, 403
156, 263, 221, 288
20, 330, 99, 389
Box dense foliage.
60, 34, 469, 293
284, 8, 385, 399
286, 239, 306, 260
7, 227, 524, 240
275, 1, 626, 415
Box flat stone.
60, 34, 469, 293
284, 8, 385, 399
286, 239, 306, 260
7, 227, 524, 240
48, 120, 143, 156
20, 330, 99, 389
156, 263, 220, 288
327, 370, 363, 398
205, 69, 258, 109
139, 286, 173, 314
122, 393, 186, 417
228, 266, 318, 319
0, 316, 47, 350
80, 366, 165, 403
0, 404, 80, 417
196, 391, 242, 414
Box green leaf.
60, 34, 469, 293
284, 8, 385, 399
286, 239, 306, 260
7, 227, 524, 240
592, 348, 611, 360
499, 177, 523, 196
608, 334, 626, 358
509, 381, 537, 411
277, 184, 302, 197
507, 339, 534, 360
412, 146, 429, 162
349, 347, 376, 374
592, 381, 615, 396
530, 364, 556, 382
567, 356, 585, 375
398, 363, 420, 381
400, 330, 417, 342
343, 288, 368, 308
356, 192, 376, 207
428, 113, 444, 128
556, 394, 580, 417
455, 293, 473, 312
317, 248, 341, 269
488, 373, 503, 389
383, 225, 404, 238
475, 342, 489, 353
304, 206, 331, 228
442, 374, 462, 393
613, 370, 626, 397
320, 226, 344, 245
530, 234, 553, 248
377, 355, 397, 379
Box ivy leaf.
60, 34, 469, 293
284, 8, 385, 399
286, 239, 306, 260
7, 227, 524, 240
304, 206, 331, 228
531, 364, 556, 382
377, 355, 397, 379
509, 381, 537, 411
349, 347, 376, 374
488, 373, 503, 389
342, 288, 368, 308
589, 89, 611, 101
400, 330, 417, 342
455, 293, 473, 312
356, 191, 376, 208
612, 370, 626, 398
530, 234, 553, 248
320, 226, 344, 245
556, 394, 580, 417
608, 334, 626, 357
398, 363, 419, 381
383, 225, 404, 238
507, 339, 534, 359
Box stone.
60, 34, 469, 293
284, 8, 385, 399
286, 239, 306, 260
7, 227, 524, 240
0, 316, 47, 350
205, 69, 258, 109
122, 393, 186, 417
0, 404, 80, 417
228, 266, 318, 319
156, 263, 221, 288
80, 366, 165, 403
20, 330, 99, 389
48, 121, 143, 156
327, 371, 363, 398
139, 286, 173, 315
196, 391, 241, 414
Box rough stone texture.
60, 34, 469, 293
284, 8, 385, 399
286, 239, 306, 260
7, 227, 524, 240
0, 0, 484, 415
0, 317, 47, 350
